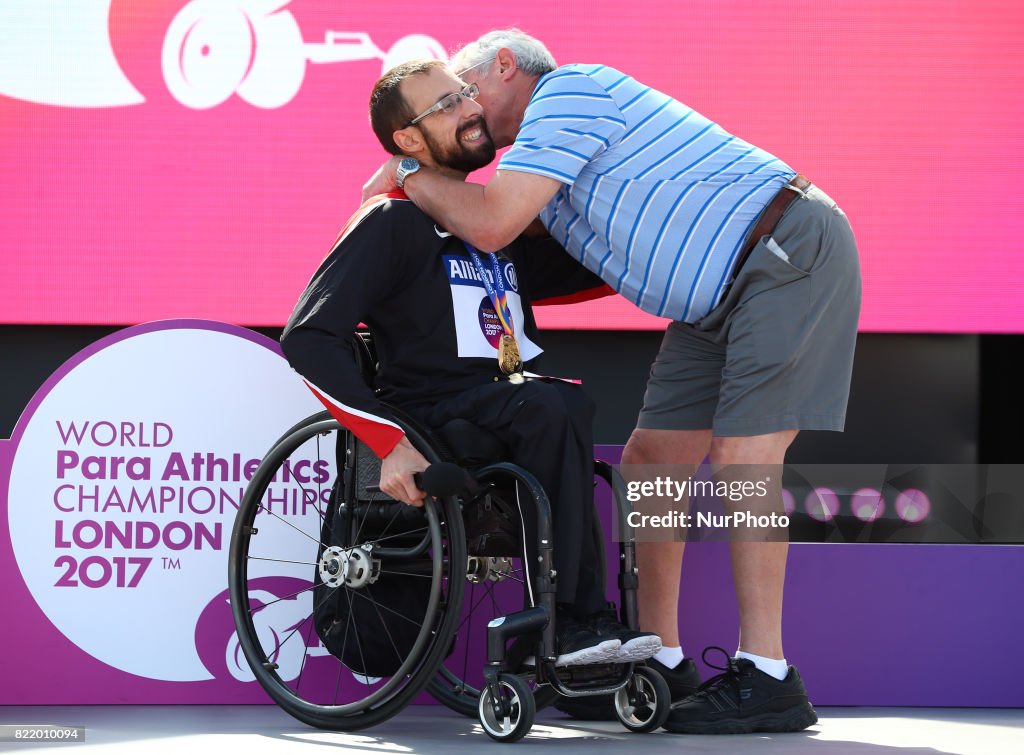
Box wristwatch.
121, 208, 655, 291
395, 157, 420, 188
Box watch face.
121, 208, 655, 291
396, 157, 420, 187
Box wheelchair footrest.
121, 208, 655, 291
542, 661, 633, 698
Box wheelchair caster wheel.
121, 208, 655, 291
614, 665, 671, 733
478, 673, 535, 742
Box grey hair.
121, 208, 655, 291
451, 29, 557, 77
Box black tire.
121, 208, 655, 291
430, 662, 559, 718
478, 673, 536, 743
614, 665, 671, 733
229, 412, 466, 731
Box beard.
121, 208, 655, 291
422, 116, 496, 173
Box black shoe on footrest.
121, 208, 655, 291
552, 612, 620, 667
587, 606, 662, 662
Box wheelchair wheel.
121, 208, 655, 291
614, 665, 671, 733
229, 411, 466, 731
479, 673, 535, 743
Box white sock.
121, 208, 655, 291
654, 646, 685, 669
735, 650, 788, 681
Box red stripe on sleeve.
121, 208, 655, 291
304, 383, 405, 460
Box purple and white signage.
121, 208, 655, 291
2, 321, 323, 702
2, 320, 1022, 707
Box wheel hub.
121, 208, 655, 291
319, 545, 379, 588
467, 556, 514, 584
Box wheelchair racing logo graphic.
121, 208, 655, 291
197, 578, 331, 683
0, 0, 447, 109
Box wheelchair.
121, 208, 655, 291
228, 336, 671, 742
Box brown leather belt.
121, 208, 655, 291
733, 174, 812, 274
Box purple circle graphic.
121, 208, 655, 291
781, 488, 796, 515
804, 487, 840, 522
477, 296, 503, 348
894, 488, 931, 523
851, 488, 886, 522
196, 576, 316, 683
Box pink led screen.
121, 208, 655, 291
1, 1, 1022, 331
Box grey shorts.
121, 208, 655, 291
637, 184, 862, 436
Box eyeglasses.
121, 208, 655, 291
407, 83, 480, 127
454, 57, 495, 78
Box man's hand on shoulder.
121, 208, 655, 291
362, 155, 405, 202
379, 436, 429, 506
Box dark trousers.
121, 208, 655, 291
416, 379, 606, 616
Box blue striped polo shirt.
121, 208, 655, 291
498, 64, 794, 322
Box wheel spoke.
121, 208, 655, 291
255, 499, 325, 550
231, 413, 466, 724
247, 556, 318, 568
247, 582, 316, 615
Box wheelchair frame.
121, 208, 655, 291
228, 333, 670, 741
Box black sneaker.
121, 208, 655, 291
650, 657, 702, 699
663, 647, 818, 734
587, 606, 662, 662
549, 612, 621, 667
554, 657, 701, 721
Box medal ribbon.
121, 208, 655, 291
465, 243, 515, 337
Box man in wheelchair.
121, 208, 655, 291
280, 59, 661, 669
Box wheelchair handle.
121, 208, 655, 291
419, 463, 474, 497
366, 462, 474, 498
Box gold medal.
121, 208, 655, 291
498, 334, 523, 375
